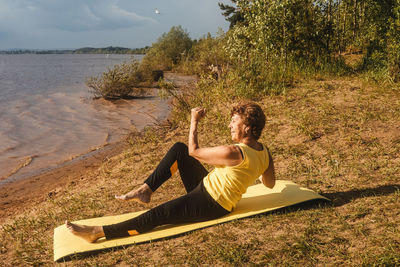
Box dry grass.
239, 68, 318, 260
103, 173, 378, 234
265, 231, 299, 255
0, 75, 399, 266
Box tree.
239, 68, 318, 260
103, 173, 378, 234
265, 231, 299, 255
189, 31, 229, 76
219, 0, 245, 28
142, 26, 193, 70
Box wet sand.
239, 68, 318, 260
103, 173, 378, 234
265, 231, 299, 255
0, 142, 126, 223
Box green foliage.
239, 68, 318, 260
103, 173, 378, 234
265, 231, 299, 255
226, 0, 329, 64
218, 0, 400, 88
85, 25, 193, 99
218, 0, 244, 29
158, 74, 232, 130
86, 59, 148, 99
85, 1, 400, 100
387, 1, 400, 82
158, 79, 191, 116
178, 30, 229, 76
341, 0, 400, 81
223, 0, 333, 94
142, 26, 193, 71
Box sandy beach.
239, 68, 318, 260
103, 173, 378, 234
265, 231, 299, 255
0, 142, 125, 223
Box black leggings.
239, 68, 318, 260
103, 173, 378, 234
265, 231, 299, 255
103, 142, 230, 239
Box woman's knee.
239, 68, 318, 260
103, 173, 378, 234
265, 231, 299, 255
171, 142, 188, 153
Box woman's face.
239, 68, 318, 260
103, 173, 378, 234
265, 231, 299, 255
229, 114, 248, 142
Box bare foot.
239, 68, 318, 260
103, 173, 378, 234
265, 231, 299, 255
65, 220, 105, 243
115, 183, 153, 204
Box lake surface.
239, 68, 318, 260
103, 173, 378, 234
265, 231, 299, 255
0, 54, 170, 184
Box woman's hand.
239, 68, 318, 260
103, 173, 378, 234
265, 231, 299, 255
188, 106, 242, 167
191, 107, 206, 122
189, 107, 205, 157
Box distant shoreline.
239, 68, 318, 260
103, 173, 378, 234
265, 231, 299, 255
0, 45, 149, 55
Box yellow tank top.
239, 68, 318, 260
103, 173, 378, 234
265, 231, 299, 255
203, 143, 269, 211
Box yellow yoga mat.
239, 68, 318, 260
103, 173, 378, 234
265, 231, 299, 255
53, 180, 328, 261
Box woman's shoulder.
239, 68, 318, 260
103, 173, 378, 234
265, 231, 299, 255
237, 142, 264, 152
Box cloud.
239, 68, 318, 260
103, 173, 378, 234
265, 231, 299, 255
0, 0, 230, 49
0, 0, 156, 33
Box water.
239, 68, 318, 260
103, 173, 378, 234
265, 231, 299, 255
0, 54, 170, 184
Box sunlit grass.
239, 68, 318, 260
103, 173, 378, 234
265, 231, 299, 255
0, 74, 399, 266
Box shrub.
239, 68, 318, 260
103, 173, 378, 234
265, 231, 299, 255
387, 2, 400, 82
86, 59, 149, 99
141, 26, 193, 71
86, 26, 193, 100
180, 30, 230, 77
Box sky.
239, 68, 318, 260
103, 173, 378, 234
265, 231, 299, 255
0, 0, 231, 50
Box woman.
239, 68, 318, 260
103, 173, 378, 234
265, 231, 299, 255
66, 102, 275, 242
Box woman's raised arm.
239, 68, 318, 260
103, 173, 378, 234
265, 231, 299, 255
188, 107, 242, 167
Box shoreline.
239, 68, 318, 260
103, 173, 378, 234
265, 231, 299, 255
0, 53, 136, 182
0, 141, 127, 223
0, 92, 167, 186
0, 72, 197, 224
1, 139, 113, 187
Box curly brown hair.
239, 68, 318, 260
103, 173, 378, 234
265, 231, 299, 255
230, 102, 266, 140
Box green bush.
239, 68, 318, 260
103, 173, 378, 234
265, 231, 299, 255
178, 31, 230, 77
224, 0, 354, 93
387, 2, 400, 82
86, 26, 193, 100
141, 25, 193, 71
86, 59, 148, 99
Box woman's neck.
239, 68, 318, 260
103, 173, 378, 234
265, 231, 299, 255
239, 137, 262, 151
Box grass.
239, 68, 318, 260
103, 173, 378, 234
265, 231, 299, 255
0, 73, 399, 266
